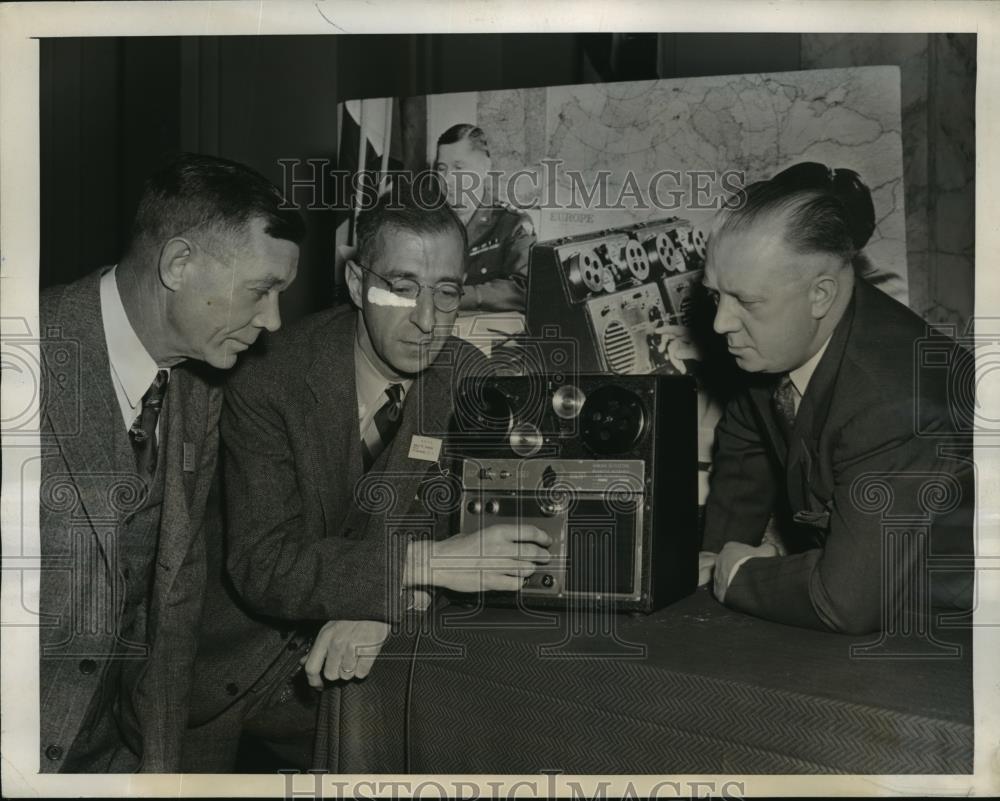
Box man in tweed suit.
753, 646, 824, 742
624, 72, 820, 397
182, 188, 551, 771
38, 154, 303, 772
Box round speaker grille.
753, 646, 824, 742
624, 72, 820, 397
579, 385, 647, 455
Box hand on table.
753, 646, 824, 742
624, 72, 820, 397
405, 523, 552, 594
301, 619, 390, 689
713, 541, 779, 603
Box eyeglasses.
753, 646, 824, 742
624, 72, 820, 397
354, 261, 465, 313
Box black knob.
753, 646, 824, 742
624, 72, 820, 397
541, 574, 555, 588
78, 659, 97, 675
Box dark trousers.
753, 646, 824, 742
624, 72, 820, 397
181, 643, 319, 773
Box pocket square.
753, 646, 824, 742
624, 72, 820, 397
793, 509, 831, 530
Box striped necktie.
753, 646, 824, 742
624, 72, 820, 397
129, 369, 169, 476
771, 373, 799, 438
362, 383, 405, 471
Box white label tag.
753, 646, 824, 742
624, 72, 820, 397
183, 442, 196, 472
408, 435, 442, 462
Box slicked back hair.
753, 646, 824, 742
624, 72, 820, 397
713, 162, 875, 268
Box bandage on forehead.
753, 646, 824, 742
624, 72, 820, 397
367, 285, 417, 308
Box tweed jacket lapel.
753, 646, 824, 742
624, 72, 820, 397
151, 364, 222, 615
41, 268, 126, 568
372, 340, 461, 522
305, 310, 365, 528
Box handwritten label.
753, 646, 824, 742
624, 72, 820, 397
408, 435, 442, 463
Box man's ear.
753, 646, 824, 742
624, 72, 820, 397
158, 238, 193, 291
345, 260, 364, 309
809, 273, 840, 320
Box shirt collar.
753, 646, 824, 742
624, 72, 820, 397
354, 333, 412, 420
789, 334, 832, 398
100, 265, 165, 410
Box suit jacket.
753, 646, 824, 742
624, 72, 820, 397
702, 278, 974, 634
188, 304, 479, 725
39, 268, 223, 771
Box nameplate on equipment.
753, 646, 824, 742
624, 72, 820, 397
408, 435, 442, 462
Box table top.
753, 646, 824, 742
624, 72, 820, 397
319, 588, 973, 775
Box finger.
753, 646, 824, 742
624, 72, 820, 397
500, 560, 540, 578
698, 554, 715, 586
516, 526, 553, 548
411, 590, 433, 611
303, 631, 334, 690
713, 564, 725, 600
339, 639, 363, 681
517, 543, 552, 563
323, 638, 349, 683
353, 642, 384, 680
484, 573, 526, 592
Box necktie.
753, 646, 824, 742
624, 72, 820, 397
771, 373, 799, 437
361, 383, 405, 471
129, 370, 169, 477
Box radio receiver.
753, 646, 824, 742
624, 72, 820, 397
448, 373, 698, 612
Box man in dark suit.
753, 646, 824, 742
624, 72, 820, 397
698, 163, 973, 635
182, 189, 551, 771
39, 153, 303, 772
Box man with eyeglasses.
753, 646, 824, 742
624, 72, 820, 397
182, 187, 552, 772
38, 153, 303, 773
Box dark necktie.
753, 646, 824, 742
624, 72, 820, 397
771, 373, 799, 438
129, 369, 169, 477
361, 383, 405, 471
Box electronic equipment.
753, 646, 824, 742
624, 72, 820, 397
448, 373, 698, 612
526, 218, 708, 375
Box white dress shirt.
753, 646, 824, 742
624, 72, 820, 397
100, 266, 168, 433
354, 336, 412, 440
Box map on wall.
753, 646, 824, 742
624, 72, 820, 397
469, 67, 908, 302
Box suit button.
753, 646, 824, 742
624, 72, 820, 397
286, 640, 299, 652
78, 659, 97, 675
122, 567, 131, 580
45, 745, 63, 761
225, 682, 239, 696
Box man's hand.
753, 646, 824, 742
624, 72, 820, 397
404, 524, 552, 594
698, 550, 717, 587
300, 620, 390, 689
653, 323, 703, 374
713, 541, 778, 603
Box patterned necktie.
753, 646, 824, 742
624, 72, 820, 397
361, 383, 405, 471
772, 373, 799, 437
129, 369, 169, 477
